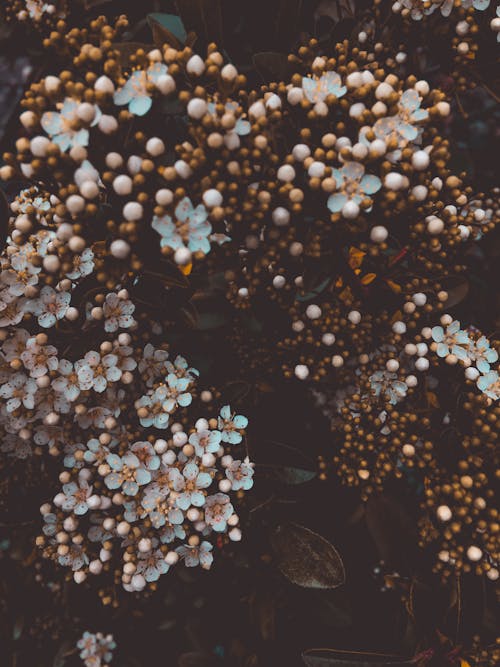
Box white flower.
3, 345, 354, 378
102, 293, 136, 332
29, 286, 71, 328
21, 337, 59, 378
75, 351, 122, 393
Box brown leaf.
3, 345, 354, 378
270, 523, 345, 589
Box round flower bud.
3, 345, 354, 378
405, 375, 418, 388
77, 102, 96, 124
146, 137, 165, 156
44, 75, 60, 93
308, 161, 326, 178
294, 364, 309, 380
348, 310, 361, 324
123, 201, 143, 221
132, 574, 146, 591
384, 172, 406, 190
322, 333, 336, 346
466, 546, 483, 562
89, 560, 103, 575
98, 115, 118, 134
165, 551, 179, 565
412, 292, 427, 306
110, 239, 131, 259
219, 479, 232, 492
386, 359, 399, 372
287, 87, 303, 105
437, 505, 452, 522
156, 74, 176, 94
186, 54, 205, 76
74, 571, 87, 584
94, 75, 115, 94
113, 174, 133, 196
272, 207, 290, 226
277, 164, 296, 182
436, 101, 450, 117
342, 201, 360, 219
392, 321, 407, 334
174, 247, 192, 266
306, 304, 322, 320
30, 136, 50, 157
415, 357, 429, 372
116, 521, 130, 536
427, 216, 444, 235
375, 82, 393, 100
292, 144, 311, 162
370, 225, 388, 243
412, 150, 430, 171
203, 188, 223, 208
174, 160, 192, 179
221, 64, 238, 81
332, 355, 344, 368
187, 98, 208, 119
155, 188, 173, 206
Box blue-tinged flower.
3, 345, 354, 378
396, 89, 428, 138
477, 371, 500, 401
169, 462, 212, 510
327, 162, 381, 218
218, 405, 248, 444
83, 438, 112, 466
204, 493, 234, 532
113, 63, 168, 116
77, 631, 116, 666
135, 386, 171, 429
302, 71, 346, 103
41, 99, 101, 152
189, 429, 222, 457
160, 523, 186, 544
63, 442, 86, 469
469, 336, 499, 373
135, 548, 170, 582
104, 452, 151, 496
42, 512, 57, 537
462, 0, 491, 10
58, 544, 89, 571
431, 321, 469, 360
369, 370, 408, 405
226, 458, 254, 490
152, 197, 212, 255
66, 248, 95, 281
61, 480, 93, 515
102, 292, 136, 333
176, 540, 213, 568
165, 354, 199, 381
130, 441, 160, 472
163, 372, 193, 411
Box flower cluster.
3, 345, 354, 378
77, 631, 115, 667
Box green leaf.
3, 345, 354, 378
270, 523, 345, 589
147, 13, 187, 48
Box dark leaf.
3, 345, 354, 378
176, 0, 223, 44
253, 52, 291, 83
444, 280, 469, 308
365, 494, 416, 567
258, 463, 316, 485
270, 523, 345, 589
314, 0, 356, 24
297, 277, 332, 302
147, 13, 187, 49
302, 648, 413, 666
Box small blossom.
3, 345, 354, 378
152, 197, 212, 255
41, 99, 101, 152
176, 540, 213, 568
113, 63, 168, 116
431, 321, 470, 360
327, 162, 381, 217
302, 71, 346, 103
29, 286, 71, 329
204, 493, 234, 532
477, 371, 500, 401
218, 405, 248, 444
102, 292, 136, 332
104, 452, 151, 496
226, 458, 254, 490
